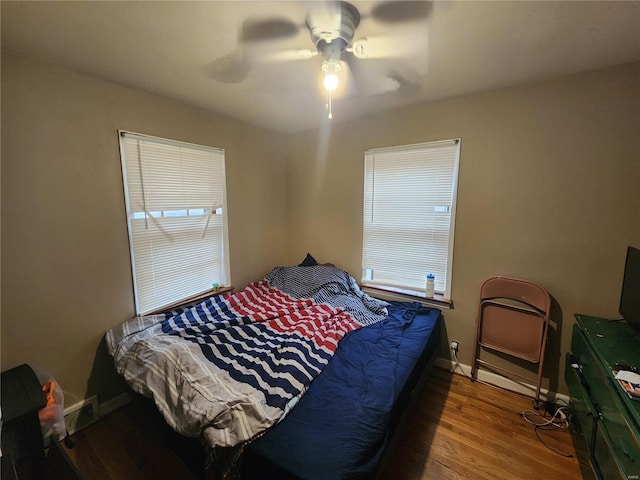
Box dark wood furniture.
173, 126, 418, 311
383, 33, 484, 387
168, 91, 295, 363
1, 364, 83, 480
1, 364, 47, 480
566, 314, 640, 479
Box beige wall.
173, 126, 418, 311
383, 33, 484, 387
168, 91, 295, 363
2, 50, 638, 405
1, 52, 289, 405
285, 62, 640, 394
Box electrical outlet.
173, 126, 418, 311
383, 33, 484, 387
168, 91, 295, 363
64, 395, 99, 435
450, 341, 459, 352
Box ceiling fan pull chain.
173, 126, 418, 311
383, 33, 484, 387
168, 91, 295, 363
324, 90, 333, 119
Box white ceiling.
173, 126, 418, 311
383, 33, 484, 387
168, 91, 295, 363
2, 1, 639, 134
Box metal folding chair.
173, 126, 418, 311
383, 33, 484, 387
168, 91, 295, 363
470, 276, 551, 402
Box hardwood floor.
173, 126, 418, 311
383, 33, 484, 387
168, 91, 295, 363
62, 400, 200, 480
377, 367, 592, 480
62, 367, 592, 479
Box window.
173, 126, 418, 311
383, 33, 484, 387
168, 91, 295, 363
119, 131, 229, 315
362, 139, 460, 300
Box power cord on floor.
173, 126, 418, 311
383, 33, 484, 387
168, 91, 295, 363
448, 343, 574, 458
449, 342, 469, 377
521, 399, 573, 458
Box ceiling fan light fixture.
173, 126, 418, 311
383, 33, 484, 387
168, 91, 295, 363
322, 58, 341, 91
323, 73, 339, 92
305, 2, 363, 120
306, 2, 360, 48
321, 56, 342, 119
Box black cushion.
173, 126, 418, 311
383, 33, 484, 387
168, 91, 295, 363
298, 253, 318, 267
1, 364, 46, 422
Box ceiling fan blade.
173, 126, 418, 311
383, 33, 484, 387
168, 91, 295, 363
344, 54, 421, 97
377, 59, 423, 96
259, 49, 317, 62
208, 46, 316, 84
370, 1, 432, 24
386, 71, 421, 95
207, 50, 252, 84
342, 54, 380, 97
239, 17, 300, 44
350, 28, 429, 60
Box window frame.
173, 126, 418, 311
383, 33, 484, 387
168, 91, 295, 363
361, 139, 460, 304
118, 130, 230, 315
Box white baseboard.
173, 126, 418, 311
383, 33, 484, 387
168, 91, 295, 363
99, 392, 132, 417
63, 392, 131, 435
435, 357, 570, 404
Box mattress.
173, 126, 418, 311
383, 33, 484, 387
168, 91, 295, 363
107, 262, 441, 479
242, 301, 442, 479
106, 264, 390, 449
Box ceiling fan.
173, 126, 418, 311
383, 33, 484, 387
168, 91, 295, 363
209, 1, 431, 119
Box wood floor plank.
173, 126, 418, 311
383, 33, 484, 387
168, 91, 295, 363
63, 401, 198, 480
63, 367, 591, 479
376, 367, 590, 480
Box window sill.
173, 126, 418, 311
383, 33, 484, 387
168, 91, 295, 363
361, 283, 453, 310
146, 286, 233, 315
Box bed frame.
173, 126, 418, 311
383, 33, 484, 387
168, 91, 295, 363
129, 303, 441, 480
109, 264, 442, 479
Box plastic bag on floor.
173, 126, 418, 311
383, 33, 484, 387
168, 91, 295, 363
33, 367, 67, 443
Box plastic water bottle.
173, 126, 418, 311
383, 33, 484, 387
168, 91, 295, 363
426, 273, 435, 298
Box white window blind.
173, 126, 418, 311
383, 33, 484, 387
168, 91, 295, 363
119, 131, 229, 315
362, 139, 460, 299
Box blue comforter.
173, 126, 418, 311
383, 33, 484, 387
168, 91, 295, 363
245, 301, 441, 479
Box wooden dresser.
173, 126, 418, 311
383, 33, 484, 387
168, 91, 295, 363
566, 315, 640, 479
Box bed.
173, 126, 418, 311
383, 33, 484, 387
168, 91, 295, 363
106, 258, 441, 479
